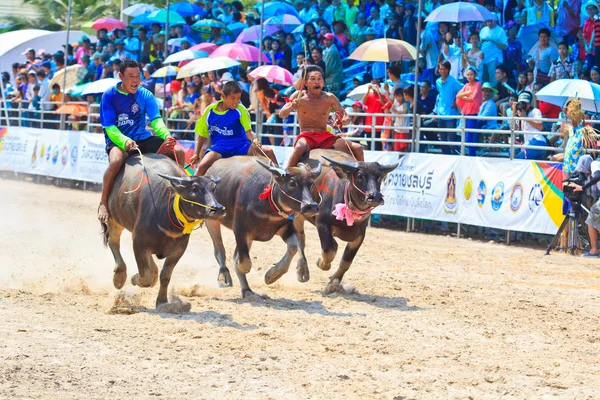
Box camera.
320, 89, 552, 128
515, 102, 525, 111
563, 173, 585, 203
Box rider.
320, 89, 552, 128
190, 81, 278, 176
278, 65, 364, 168
98, 59, 183, 223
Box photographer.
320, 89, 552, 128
567, 155, 600, 258
512, 91, 547, 160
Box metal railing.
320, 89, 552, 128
0, 100, 91, 131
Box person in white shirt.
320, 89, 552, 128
479, 15, 507, 86
526, 0, 552, 26
442, 31, 462, 80
512, 91, 547, 160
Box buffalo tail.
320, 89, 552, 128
101, 222, 109, 247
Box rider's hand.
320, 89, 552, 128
165, 136, 176, 145
569, 183, 584, 192
291, 99, 299, 110
189, 153, 200, 165
125, 140, 137, 151
252, 138, 262, 148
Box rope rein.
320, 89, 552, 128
124, 146, 145, 194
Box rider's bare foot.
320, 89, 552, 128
98, 203, 110, 223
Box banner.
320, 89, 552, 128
0, 127, 564, 234
377, 154, 564, 235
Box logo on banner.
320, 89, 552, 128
444, 172, 458, 214
477, 180, 486, 208
463, 176, 473, 207
528, 183, 544, 212
70, 146, 78, 167
52, 146, 59, 165
131, 103, 140, 113
510, 183, 523, 212
61, 146, 68, 166
31, 140, 38, 163
491, 182, 504, 211
45, 145, 51, 162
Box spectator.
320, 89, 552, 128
309, 47, 327, 76
323, 33, 344, 96
266, 39, 285, 67
23, 48, 36, 66
479, 15, 507, 86
527, 28, 558, 84
349, 13, 369, 47
346, 100, 366, 137
462, 31, 484, 81
332, 20, 349, 48
456, 67, 483, 156
368, 6, 385, 38
361, 79, 388, 150
385, 14, 401, 40
402, 4, 418, 46
513, 91, 547, 160
392, 87, 409, 152
495, 65, 517, 114
504, 22, 523, 76
35, 69, 51, 120
299, 0, 319, 23
345, 0, 359, 28
557, 0, 582, 39
112, 39, 127, 62
141, 64, 155, 94
436, 60, 464, 155
549, 42, 576, 81
29, 85, 41, 127
526, 0, 553, 26
2, 72, 13, 99
75, 36, 92, 64
479, 83, 501, 144
420, 21, 439, 84
124, 27, 141, 61
592, 66, 600, 83
138, 28, 151, 60
583, 1, 598, 72
441, 31, 462, 80
419, 80, 436, 115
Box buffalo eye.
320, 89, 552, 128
288, 179, 298, 188
355, 172, 364, 181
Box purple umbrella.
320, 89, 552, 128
424, 2, 495, 23
235, 25, 281, 43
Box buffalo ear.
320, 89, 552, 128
158, 173, 189, 191
256, 159, 287, 179
322, 155, 357, 180
209, 175, 221, 185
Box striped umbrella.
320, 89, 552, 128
192, 19, 227, 30
249, 65, 294, 86
49, 65, 87, 90
349, 38, 417, 62
152, 66, 180, 78
210, 43, 268, 62
264, 14, 301, 32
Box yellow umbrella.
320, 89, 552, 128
49, 65, 88, 90
55, 104, 88, 117
349, 38, 417, 62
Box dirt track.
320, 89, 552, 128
1, 178, 600, 399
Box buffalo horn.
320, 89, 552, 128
208, 175, 221, 185
256, 159, 287, 178
380, 163, 399, 174
311, 162, 322, 177
321, 155, 358, 172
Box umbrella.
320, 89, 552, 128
249, 65, 294, 86
152, 66, 180, 78
169, 2, 203, 17
146, 10, 186, 25
167, 37, 197, 47
49, 65, 87, 89
82, 78, 120, 95
130, 12, 152, 26
349, 39, 417, 62
91, 17, 126, 31
518, 24, 560, 53
346, 83, 372, 101
164, 49, 209, 64
210, 43, 269, 62
55, 104, 88, 117
228, 21, 248, 35
264, 14, 301, 32
189, 43, 218, 54
123, 3, 158, 17
535, 79, 600, 113
192, 19, 227, 30
424, 2, 494, 23
66, 82, 91, 97
259, 2, 300, 18
235, 25, 281, 43
177, 56, 240, 79
291, 23, 316, 35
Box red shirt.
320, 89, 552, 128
363, 93, 387, 132
537, 100, 561, 119
584, 17, 595, 54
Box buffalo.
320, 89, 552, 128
204, 157, 321, 298
290, 149, 398, 293
101, 154, 224, 308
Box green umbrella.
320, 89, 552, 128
146, 9, 186, 25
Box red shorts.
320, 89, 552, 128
295, 131, 338, 150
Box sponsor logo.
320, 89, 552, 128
70, 146, 78, 167
40, 143, 45, 160
61, 145, 68, 166
131, 103, 140, 113
444, 172, 458, 214
528, 183, 544, 212
464, 177, 473, 201
477, 179, 486, 208
52, 145, 59, 165
117, 113, 134, 127
46, 145, 51, 162
510, 183, 523, 213
491, 182, 504, 211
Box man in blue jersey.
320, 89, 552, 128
190, 81, 278, 176
98, 59, 182, 223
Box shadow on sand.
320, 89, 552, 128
152, 309, 259, 331
314, 290, 424, 312
219, 296, 358, 318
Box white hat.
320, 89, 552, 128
220, 72, 233, 82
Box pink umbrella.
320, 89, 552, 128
189, 43, 218, 54
249, 65, 294, 86
92, 17, 126, 31
235, 25, 281, 43
210, 43, 269, 62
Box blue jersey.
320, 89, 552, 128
194, 101, 252, 146
100, 85, 161, 147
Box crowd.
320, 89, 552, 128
2, 0, 600, 159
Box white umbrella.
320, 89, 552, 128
82, 78, 120, 95
164, 49, 209, 64
346, 83, 372, 101
177, 56, 240, 79
123, 3, 158, 17
535, 79, 600, 112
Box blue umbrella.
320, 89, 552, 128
169, 2, 203, 17
146, 9, 186, 25
123, 3, 158, 17
130, 12, 152, 26
259, 2, 300, 18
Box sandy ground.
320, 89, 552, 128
1, 177, 600, 400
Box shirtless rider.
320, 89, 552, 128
278, 65, 364, 167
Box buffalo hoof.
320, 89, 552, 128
156, 299, 192, 314
324, 279, 343, 295
131, 273, 153, 288
241, 289, 269, 300
218, 271, 233, 288
112, 266, 127, 290
264, 265, 286, 285
237, 258, 252, 274
316, 257, 331, 271
296, 259, 310, 283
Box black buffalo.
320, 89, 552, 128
204, 156, 321, 298
101, 154, 224, 308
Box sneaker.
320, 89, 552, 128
581, 251, 599, 258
